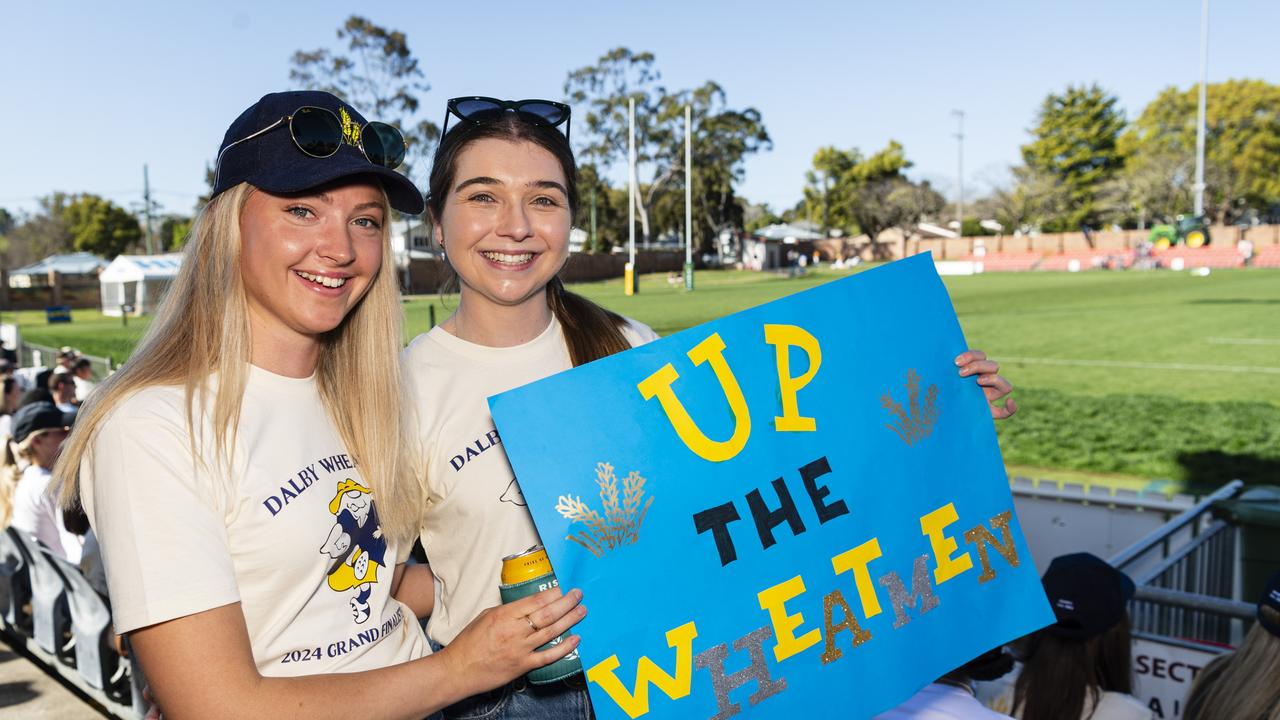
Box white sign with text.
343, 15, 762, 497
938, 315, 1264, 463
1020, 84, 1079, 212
1132, 637, 1224, 720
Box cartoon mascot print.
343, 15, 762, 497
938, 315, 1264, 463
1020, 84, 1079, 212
320, 479, 387, 624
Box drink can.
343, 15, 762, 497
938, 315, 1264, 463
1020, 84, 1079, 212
499, 544, 582, 684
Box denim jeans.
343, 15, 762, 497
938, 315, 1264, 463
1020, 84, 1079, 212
430, 639, 594, 720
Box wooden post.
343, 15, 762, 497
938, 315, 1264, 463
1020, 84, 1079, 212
48, 270, 63, 307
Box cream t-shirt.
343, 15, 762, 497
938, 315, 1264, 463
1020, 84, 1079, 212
81, 366, 428, 676
403, 315, 658, 645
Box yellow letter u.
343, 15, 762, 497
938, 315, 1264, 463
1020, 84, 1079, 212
637, 333, 751, 462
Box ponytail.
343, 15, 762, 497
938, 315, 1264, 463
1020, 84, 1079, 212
0, 438, 27, 527
546, 277, 631, 366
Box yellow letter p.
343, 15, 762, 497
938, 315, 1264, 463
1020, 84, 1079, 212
764, 324, 822, 432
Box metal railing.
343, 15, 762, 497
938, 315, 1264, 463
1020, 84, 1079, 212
1110, 480, 1253, 646
17, 342, 115, 382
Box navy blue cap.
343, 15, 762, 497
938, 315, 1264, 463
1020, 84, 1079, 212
212, 90, 424, 215
1260, 569, 1280, 638
12, 401, 74, 445
1042, 552, 1136, 640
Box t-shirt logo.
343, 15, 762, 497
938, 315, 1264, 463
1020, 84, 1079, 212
500, 478, 527, 507
320, 479, 387, 624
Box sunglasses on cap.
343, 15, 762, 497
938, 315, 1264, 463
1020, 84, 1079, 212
442, 97, 571, 141
214, 106, 407, 187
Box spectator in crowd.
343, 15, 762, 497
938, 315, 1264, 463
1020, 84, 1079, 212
56, 346, 80, 372
48, 371, 78, 412
33, 367, 53, 395
1183, 569, 1280, 720
1000, 553, 1150, 719
0, 379, 22, 527
0, 376, 20, 440
53, 89, 584, 719
876, 646, 1017, 719
19, 387, 54, 409
0, 358, 13, 379
71, 357, 96, 402
1238, 237, 1255, 266
7, 401, 80, 560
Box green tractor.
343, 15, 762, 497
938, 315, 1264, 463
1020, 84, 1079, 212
1148, 215, 1211, 250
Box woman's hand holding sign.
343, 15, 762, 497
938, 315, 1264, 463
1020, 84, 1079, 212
955, 349, 1017, 419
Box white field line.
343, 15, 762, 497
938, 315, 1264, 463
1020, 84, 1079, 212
1001, 356, 1280, 375
1206, 337, 1280, 346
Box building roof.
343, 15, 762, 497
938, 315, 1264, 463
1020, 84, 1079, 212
10, 252, 109, 277
753, 223, 825, 242
98, 253, 183, 282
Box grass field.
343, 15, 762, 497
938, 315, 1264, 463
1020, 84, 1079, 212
9, 265, 1278, 490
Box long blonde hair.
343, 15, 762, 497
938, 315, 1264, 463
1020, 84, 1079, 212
1184, 608, 1280, 720
0, 434, 41, 527
54, 183, 424, 544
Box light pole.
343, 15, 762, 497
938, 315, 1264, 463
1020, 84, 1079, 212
951, 110, 965, 237
625, 97, 637, 296
684, 104, 694, 291
142, 164, 155, 254
1194, 0, 1209, 217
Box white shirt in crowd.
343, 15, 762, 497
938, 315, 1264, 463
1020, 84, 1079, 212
875, 682, 1014, 719
81, 365, 428, 675
11, 464, 82, 561
403, 314, 658, 646
73, 375, 96, 403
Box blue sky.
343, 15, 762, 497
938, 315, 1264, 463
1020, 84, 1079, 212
2, 0, 1277, 221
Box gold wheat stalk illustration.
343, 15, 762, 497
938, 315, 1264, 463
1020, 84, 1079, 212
555, 495, 610, 556
882, 369, 940, 445
597, 463, 624, 548
558, 463, 655, 555
567, 531, 606, 558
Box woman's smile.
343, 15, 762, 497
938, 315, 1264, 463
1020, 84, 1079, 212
293, 269, 352, 291
478, 250, 539, 269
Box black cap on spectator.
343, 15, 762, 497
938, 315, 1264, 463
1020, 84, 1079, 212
1260, 569, 1280, 638
11, 401, 74, 444
1042, 552, 1135, 640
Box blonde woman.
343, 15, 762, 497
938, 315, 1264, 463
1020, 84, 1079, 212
53, 91, 584, 719
1183, 570, 1280, 720
7, 402, 77, 557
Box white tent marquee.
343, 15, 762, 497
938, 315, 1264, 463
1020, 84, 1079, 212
98, 254, 183, 316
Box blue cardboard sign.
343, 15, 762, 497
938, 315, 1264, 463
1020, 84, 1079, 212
489, 254, 1053, 719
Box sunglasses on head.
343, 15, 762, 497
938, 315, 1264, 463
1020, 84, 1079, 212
442, 97, 571, 141
214, 106, 407, 186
